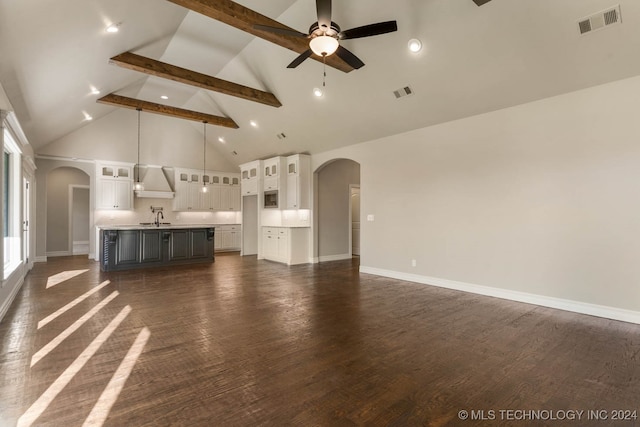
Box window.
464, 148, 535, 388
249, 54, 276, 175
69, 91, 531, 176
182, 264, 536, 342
3, 128, 22, 277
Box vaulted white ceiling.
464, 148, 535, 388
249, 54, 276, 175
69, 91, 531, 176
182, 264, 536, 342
2, 0, 640, 165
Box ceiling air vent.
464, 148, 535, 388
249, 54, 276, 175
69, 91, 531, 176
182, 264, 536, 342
578, 5, 621, 35
394, 86, 414, 99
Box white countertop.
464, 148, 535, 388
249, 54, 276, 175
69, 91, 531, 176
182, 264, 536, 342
97, 224, 219, 230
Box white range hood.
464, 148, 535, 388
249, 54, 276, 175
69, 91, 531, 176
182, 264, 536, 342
135, 166, 174, 199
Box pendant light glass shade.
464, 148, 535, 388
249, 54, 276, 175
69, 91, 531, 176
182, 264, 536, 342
310, 35, 339, 57
134, 108, 144, 191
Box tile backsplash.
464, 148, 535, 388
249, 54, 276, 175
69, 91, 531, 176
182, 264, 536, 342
95, 197, 241, 226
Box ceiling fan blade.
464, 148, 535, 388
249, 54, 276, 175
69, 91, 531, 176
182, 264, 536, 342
335, 45, 364, 69
253, 24, 307, 38
287, 49, 313, 68
473, 0, 493, 5
316, 0, 332, 31
339, 21, 398, 40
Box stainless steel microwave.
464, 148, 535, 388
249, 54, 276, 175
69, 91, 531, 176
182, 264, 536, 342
264, 190, 278, 208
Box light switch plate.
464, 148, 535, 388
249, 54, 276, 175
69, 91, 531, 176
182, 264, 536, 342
367, 214, 375, 221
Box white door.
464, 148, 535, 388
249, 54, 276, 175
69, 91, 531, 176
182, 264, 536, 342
350, 186, 360, 256
22, 178, 30, 265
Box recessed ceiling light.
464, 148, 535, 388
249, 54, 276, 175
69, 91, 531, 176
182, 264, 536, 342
218, 137, 226, 143
408, 39, 422, 53
249, 120, 258, 128
83, 111, 93, 121
160, 95, 169, 100
90, 86, 100, 95
313, 87, 324, 97
106, 23, 120, 33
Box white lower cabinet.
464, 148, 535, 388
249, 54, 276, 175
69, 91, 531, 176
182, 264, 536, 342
215, 225, 241, 252
261, 226, 309, 265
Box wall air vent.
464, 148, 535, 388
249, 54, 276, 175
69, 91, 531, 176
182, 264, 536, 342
578, 5, 621, 35
393, 86, 414, 99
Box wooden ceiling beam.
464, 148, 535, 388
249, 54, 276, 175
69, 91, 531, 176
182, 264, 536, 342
97, 94, 238, 128
110, 52, 282, 108
166, 0, 354, 73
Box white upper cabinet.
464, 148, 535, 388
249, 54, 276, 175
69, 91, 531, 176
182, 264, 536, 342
173, 168, 240, 212
240, 160, 261, 196
99, 164, 132, 180
262, 156, 288, 209
285, 154, 310, 209
96, 162, 133, 210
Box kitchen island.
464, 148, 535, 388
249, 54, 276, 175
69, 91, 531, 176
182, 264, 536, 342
99, 224, 215, 272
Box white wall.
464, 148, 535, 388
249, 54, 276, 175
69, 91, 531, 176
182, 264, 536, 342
312, 75, 640, 319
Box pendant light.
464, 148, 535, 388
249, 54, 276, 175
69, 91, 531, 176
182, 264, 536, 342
201, 121, 208, 193
133, 108, 144, 191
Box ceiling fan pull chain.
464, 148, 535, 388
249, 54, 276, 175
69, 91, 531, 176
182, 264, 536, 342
323, 54, 327, 87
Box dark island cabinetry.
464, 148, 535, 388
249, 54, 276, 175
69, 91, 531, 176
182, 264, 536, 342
101, 227, 215, 271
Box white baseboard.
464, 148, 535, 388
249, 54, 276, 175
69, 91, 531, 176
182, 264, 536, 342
72, 241, 90, 255
0, 275, 25, 323
319, 253, 352, 262
35, 256, 48, 263
46, 251, 72, 257
360, 266, 640, 325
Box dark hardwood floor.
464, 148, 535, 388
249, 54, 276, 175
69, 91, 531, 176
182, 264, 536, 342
1, 254, 640, 426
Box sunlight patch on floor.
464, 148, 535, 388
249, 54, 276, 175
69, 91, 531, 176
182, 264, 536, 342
46, 269, 90, 289
82, 327, 151, 427
18, 306, 132, 427
38, 280, 111, 329
31, 291, 119, 367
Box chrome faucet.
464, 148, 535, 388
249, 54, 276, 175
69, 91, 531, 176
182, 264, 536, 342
155, 210, 164, 227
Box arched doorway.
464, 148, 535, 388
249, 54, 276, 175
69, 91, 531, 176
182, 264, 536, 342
314, 159, 361, 262
45, 167, 90, 257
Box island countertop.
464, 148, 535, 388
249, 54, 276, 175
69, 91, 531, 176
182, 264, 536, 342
97, 223, 224, 230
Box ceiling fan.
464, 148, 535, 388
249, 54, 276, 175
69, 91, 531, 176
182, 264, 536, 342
253, 0, 397, 70
473, 0, 493, 5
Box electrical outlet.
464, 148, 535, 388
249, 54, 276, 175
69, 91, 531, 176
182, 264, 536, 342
411, 259, 417, 267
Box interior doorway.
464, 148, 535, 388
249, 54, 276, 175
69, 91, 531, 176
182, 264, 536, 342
350, 185, 360, 256
315, 159, 361, 262
70, 185, 90, 255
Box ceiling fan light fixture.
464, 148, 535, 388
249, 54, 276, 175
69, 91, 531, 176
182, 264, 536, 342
310, 35, 339, 57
